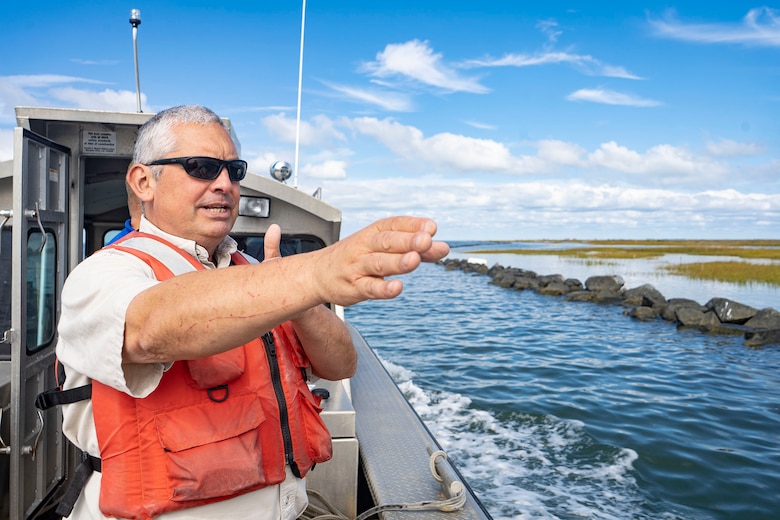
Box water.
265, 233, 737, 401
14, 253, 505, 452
344, 261, 780, 520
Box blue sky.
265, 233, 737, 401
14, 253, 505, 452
1, 1, 778, 240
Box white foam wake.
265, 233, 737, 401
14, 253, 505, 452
379, 355, 669, 520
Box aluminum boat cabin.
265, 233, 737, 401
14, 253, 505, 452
0, 107, 491, 520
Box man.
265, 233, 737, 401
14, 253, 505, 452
55, 105, 449, 519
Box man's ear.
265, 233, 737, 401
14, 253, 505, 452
126, 163, 154, 204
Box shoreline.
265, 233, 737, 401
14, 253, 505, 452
438, 257, 780, 348
446, 242, 780, 311
462, 239, 780, 286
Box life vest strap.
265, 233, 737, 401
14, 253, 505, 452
35, 382, 99, 516
34, 383, 92, 410
55, 450, 101, 517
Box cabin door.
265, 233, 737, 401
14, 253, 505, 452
8, 128, 70, 519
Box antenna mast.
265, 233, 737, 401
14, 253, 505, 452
130, 9, 143, 113
293, 0, 306, 189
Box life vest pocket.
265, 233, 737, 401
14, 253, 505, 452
274, 322, 311, 371
185, 347, 246, 389
291, 386, 333, 474
154, 393, 268, 501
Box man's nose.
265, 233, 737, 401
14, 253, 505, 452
211, 165, 234, 189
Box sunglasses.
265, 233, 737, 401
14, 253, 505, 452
147, 156, 248, 181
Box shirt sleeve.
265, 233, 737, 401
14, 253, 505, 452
56, 248, 165, 397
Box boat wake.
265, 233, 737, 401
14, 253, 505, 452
378, 355, 685, 520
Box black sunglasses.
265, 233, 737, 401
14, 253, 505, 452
147, 156, 248, 181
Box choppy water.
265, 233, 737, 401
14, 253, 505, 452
344, 254, 780, 520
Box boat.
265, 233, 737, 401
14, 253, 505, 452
0, 105, 493, 519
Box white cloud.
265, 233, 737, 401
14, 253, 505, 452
537, 140, 585, 165
70, 58, 120, 66
567, 88, 662, 107
599, 65, 641, 79
464, 121, 496, 130
462, 52, 641, 80
536, 19, 562, 44
0, 75, 116, 123
339, 117, 730, 183
360, 40, 490, 93
262, 113, 346, 146
246, 152, 283, 177
456, 16, 640, 79
322, 81, 413, 111
302, 160, 348, 180
705, 138, 765, 157
649, 7, 780, 47
587, 141, 729, 181
319, 176, 780, 240
2, 74, 107, 89
752, 159, 780, 183
344, 116, 516, 172
48, 87, 146, 112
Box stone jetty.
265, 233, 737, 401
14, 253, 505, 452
438, 258, 780, 348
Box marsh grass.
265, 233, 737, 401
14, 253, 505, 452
663, 261, 780, 286
468, 240, 780, 286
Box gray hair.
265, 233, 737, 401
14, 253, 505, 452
132, 105, 228, 178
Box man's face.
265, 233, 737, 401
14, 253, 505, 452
145, 122, 241, 254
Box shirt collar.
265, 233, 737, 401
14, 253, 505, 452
138, 216, 237, 268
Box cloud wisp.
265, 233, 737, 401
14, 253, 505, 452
0, 74, 142, 123
461, 51, 641, 80
460, 17, 641, 79
566, 88, 662, 107
320, 81, 414, 112
705, 138, 766, 157
345, 31, 640, 114
69, 58, 120, 66
649, 7, 780, 47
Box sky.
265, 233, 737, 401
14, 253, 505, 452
1, 1, 778, 240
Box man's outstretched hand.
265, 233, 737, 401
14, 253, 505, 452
309, 216, 450, 306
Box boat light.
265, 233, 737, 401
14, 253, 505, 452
270, 161, 292, 183
238, 196, 271, 218
129, 9, 141, 27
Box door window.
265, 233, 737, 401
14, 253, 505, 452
26, 230, 56, 352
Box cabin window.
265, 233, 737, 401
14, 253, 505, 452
234, 235, 325, 261
26, 230, 57, 353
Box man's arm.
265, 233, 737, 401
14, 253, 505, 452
122, 216, 448, 365
290, 305, 356, 380
264, 223, 356, 381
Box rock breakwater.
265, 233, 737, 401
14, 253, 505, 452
439, 258, 780, 348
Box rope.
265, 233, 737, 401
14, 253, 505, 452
302, 451, 467, 520
300, 489, 347, 520
429, 450, 447, 482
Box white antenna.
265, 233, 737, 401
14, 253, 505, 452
293, 0, 306, 189
130, 9, 142, 113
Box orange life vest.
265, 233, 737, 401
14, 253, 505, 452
90, 232, 332, 519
